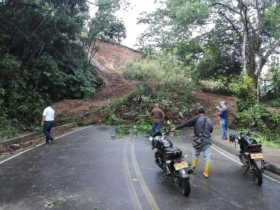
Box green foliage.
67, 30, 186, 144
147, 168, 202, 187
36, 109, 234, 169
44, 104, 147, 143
268, 98, 280, 107
236, 104, 272, 131
253, 132, 280, 149
100, 77, 193, 136
138, 0, 280, 91
230, 74, 257, 111
132, 121, 152, 135
237, 129, 280, 149
264, 4, 280, 39
199, 77, 236, 95
0, 114, 19, 141
268, 66, 280, 98
0, 0, 104, 135
167, 0, 209, 26
195, 41, 241, 80
125, 53, 192, 90
88, 0, 126, 43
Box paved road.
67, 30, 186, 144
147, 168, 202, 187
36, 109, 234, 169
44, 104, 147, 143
0, 126, 280, 210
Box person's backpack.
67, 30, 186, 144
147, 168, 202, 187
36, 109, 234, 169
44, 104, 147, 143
192, 117, 207, 150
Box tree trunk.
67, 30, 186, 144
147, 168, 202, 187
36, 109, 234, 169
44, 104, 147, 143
242, 29, 247, 74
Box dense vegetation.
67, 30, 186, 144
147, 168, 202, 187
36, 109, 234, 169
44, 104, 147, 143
130, 0, 280, 146
0, 0, 126, 139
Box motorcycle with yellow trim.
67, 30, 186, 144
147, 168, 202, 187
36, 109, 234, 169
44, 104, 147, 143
230, 132, 264, 186
151, 125, 191, 196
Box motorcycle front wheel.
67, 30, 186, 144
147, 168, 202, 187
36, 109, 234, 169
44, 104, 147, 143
180, 177, 191, 196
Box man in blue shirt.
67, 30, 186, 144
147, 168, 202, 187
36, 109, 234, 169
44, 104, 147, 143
217, 101, 228, 141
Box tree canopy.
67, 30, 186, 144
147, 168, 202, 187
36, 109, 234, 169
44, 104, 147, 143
0, 0, 125, 131
138, 0, 280, 92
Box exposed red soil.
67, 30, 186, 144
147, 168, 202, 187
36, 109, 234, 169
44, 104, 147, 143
53, 40, 237, 127
192, 91, 237, 128
54, 40, 143, 118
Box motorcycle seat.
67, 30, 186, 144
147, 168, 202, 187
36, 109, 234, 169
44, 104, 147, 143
164, 147, 182, 160
247, 144, 262, 153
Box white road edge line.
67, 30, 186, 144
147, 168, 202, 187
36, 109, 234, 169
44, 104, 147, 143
0, 126, 92, 165
212, 144, 280, 184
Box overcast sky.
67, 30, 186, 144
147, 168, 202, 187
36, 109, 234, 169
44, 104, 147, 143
89, 0, 159, 48
119, 0, 158, 48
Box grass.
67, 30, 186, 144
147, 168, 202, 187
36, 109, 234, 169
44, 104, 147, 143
252, 132, 280, 149
0, 127, 19, 142
237, 128, 280, 149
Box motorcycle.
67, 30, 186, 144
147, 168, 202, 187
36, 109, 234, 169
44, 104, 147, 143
151, 128, 191, 196
230, 132, 264, 186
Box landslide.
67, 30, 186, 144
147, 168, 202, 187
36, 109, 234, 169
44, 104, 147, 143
53, 40, 237, 128
53, 40, 142, 124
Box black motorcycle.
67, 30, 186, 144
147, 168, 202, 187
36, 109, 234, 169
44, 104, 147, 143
151, 130, 191, 196
230, 132, 264, 186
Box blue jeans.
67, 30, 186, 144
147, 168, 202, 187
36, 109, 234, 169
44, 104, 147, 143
152, 122, 161, 136
43, 121, 54, 144
192, 145, 211, 161
219, 118, 228, 140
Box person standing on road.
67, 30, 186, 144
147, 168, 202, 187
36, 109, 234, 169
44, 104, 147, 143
217, 101, 228, 141
174, 107, 213, 178
42, 104, 55, 144
150, 103, 165, 136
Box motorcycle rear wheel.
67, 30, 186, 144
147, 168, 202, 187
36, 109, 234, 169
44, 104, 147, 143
252, 160, 263, 186
180, 177, 191, 196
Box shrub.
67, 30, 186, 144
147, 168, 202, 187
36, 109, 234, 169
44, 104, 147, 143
125, 53, 192, 91
230, 74, 257, 111
199, 77, 236, 95
268, 66, 280, 98
236, 104, 280, 132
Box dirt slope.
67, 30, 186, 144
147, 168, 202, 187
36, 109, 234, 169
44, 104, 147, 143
192, 91, 237, 128
54, 40, 143, 119
54, 40, 237, 127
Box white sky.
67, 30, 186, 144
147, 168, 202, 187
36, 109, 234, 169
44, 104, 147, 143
119, 0, 158, 48
89, 0, 159, 48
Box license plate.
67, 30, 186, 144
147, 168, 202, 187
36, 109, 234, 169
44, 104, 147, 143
250, 153, 264, 160
174, 161, 188, 171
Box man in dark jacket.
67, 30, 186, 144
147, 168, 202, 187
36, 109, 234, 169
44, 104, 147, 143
175, 106, 213, 178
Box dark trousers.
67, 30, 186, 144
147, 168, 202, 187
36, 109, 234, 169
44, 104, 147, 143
152, 122, 161, 137
43, 121, 54, 144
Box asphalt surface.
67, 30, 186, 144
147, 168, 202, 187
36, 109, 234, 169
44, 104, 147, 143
0, 126, 280, 210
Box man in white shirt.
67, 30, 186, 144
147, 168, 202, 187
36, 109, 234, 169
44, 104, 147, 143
42, 105, 55, 144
